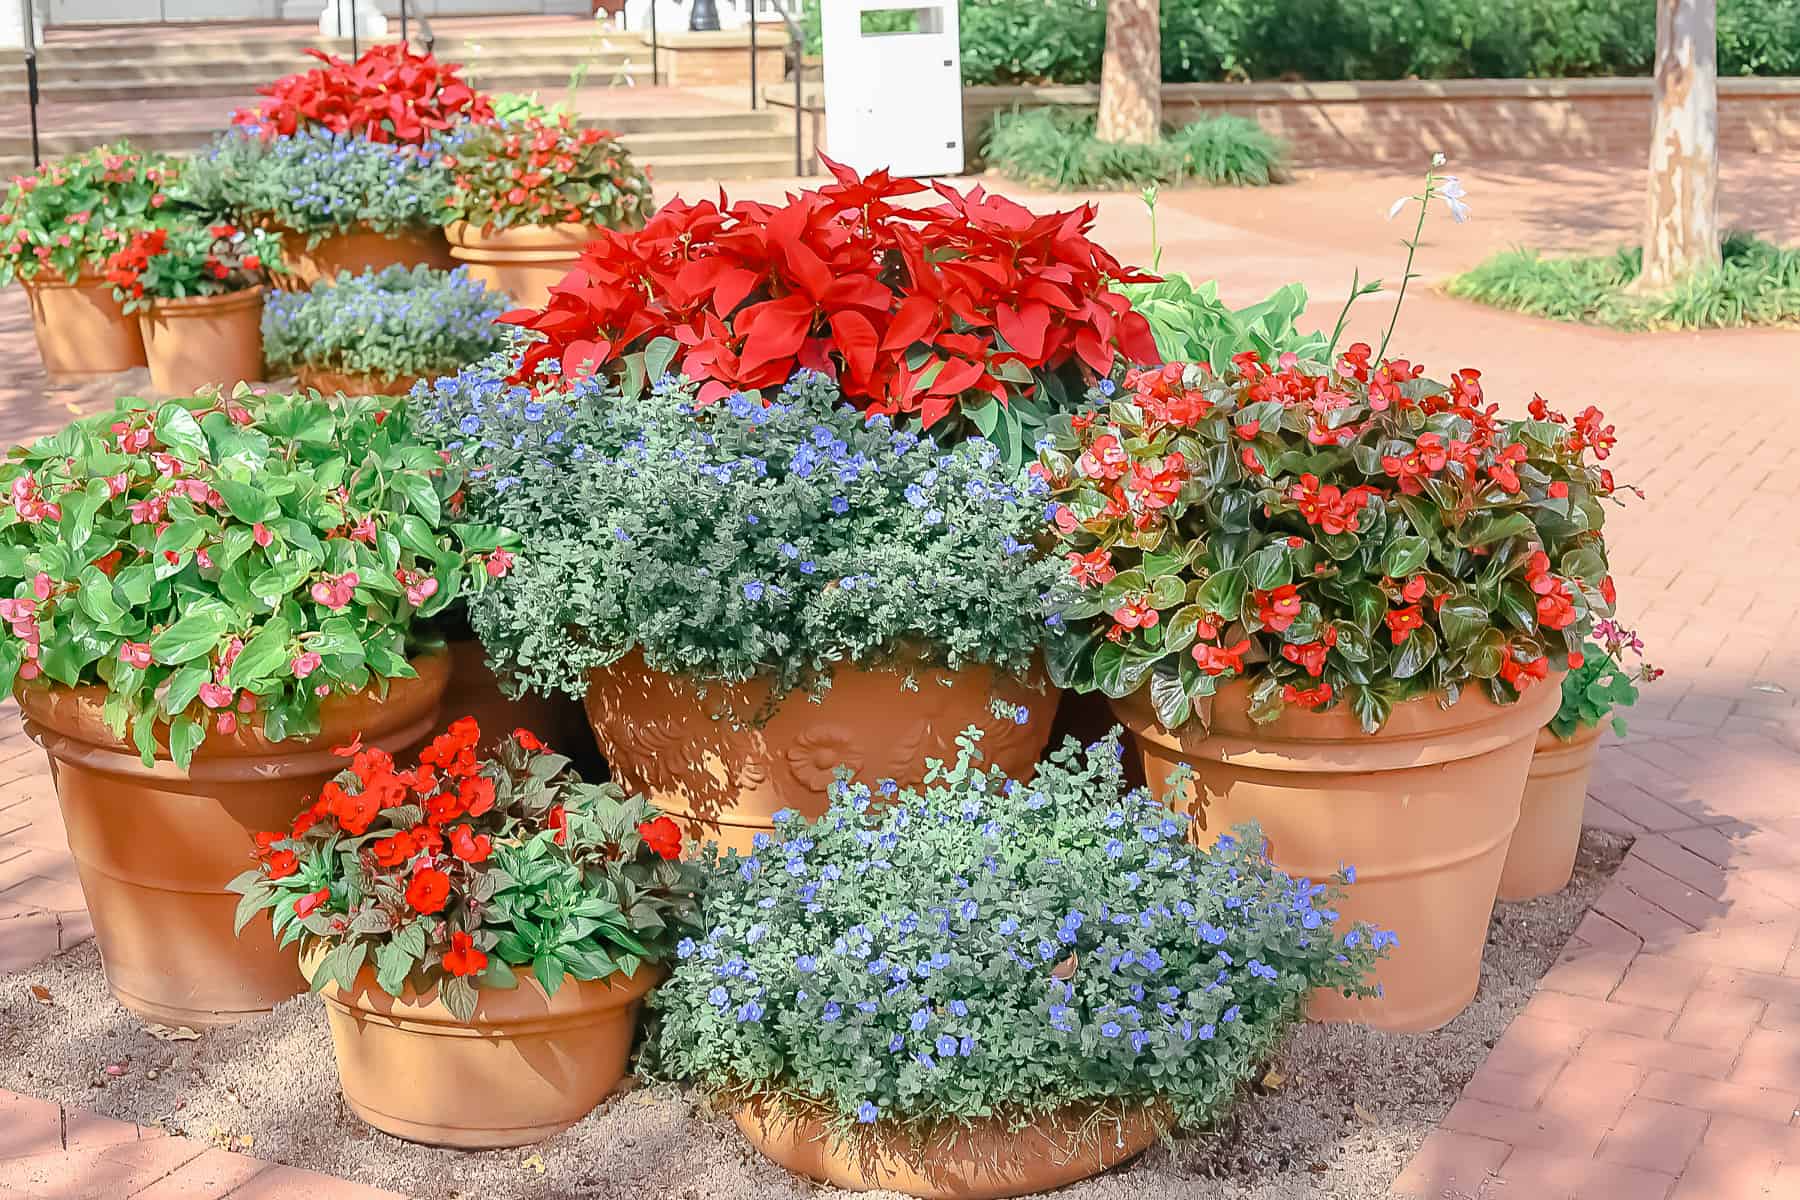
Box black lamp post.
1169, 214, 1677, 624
690, 0, 721, 31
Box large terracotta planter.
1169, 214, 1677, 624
445, 638, 603, 777
317, 961, 659, 1148
1114, 676, 1560, 1032
139, 287, 265, 396
275, 225, 457, 290
17, 652, 449, 1028
21, 272, 148, 381
584, 654, 1057, 855
1498, 722, 1604, 902
295, 364, 423, 398
735, 1099, 1160, 1199
444, 219, 601, 308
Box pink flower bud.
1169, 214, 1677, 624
291, 651, 322, 679
118, 641, 153, 670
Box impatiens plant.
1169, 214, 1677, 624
262, 265, 508, 382
646, 731, 1388, 1132
177, 127, 454, 246
229, 719, 700, 1022
502, 159, 1158, 460
102, 222, 282, 313
440, 115, 654, 233
0, 142, 177, 288
233, 44, 494, 144
1549, 618, 1660, 740
0, 388, 517, 768
1037, 354, 1621, 732
415, 363, 1069, 701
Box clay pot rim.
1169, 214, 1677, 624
1538, 719, 1607, 751
294, 363, 425, 398
317, 958, 665, 1031
1114, 674, 1563, 774
444, 218, 607, 253
21, 267, 112, 289
143, 285, 266, 316
17, 647, 450, 772
589, 646, 1054, 695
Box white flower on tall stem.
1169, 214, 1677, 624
1439, 175, 1471, 222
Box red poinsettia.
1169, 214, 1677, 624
502, 158, 1158, 448
234, 44, 493, 145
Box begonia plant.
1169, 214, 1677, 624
232, 44, 494, 144
229, 718, 700, 1022
440, 114, 654, 233
0, 142, 177, 288
0, 388, 517, 768
646, 730, 1388, 1132
1037, 354, 1621, 732
102, 221, 282, 313
501, 160, 1158, 461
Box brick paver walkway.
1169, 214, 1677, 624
2, 158, 1799, 1198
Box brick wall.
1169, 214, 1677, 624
963, 78, 1800, 167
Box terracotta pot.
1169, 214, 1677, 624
17, 652, 450, 1028
734, 1098, 1160, 1199
275, 225, 458, 290
295, 364, 423, 398
1113, 676, 1560, 1032
138, 287, 265, 396
1498, 721, 1605, 902
584, 653, 1057, 855
21, 271, 148, 382
445, 638, 605, 778
317, 961, 660, 1148
444, 219, 601, 308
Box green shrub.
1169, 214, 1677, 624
984, 108, 1285, 190
1121, 277, 1328, 372
262, 265, 508, 382
1444, 233, 1800, 331
645, 731, 1388, 1132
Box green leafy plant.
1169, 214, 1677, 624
1037, 358, 1621, 732
0, 388, 518, 768
440, 114, 654, 233
646, 730, 1388, 1132
102, 221, 282, 314
1548, 619, 1660, 739
1445, 233, 1800, 331
415, 362, 1070, 701
177, 127, 453, 244
262, 265, 508, 382
1122, 273, 1327, 373
0, 141, 177, 287
229, 718, 699, 1023
983, 107, 1286, 190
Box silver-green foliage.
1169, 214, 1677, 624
645, 731, 1388, 1131
415, 363, 1070, 699
262, 265, 508, 380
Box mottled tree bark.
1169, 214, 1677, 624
1096, 0, 1161, 145
1634, 0, 1720, 291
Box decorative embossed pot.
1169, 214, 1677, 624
445, 639, 603, 777
584, 653, 1057, 855
274, 224, 457, 290
734, 1098, 1160, 1199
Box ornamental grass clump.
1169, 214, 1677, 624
646, 731, 1388, 1132
263, 265, 508, 383
1037, 354, 1622, 732
229, 717, 699, 1022
440, 114, 654, 233
0, 141, 177, 287
0, 388, 516, 767
414, 362, 1069, 701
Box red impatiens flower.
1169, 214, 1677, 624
513, 729, 546, 752
547, 804, 568, 847
637, 815, 683, 860
448, 823, 492, 864
406, 867, 451, 914
294, 886, 330, 918
371, 830, 416, 869
263, 849, 298, 880
442, 930, 488, 978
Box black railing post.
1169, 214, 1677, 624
792, 37, 802, 174
650, 1, 660, 86
400, 0, 408, 45
20, 0, 38, 167
350, 0, 360, 59
749, 6, 758, 110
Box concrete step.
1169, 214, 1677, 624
0, 65, 655, 103
650, 151, 803, 181
619, 127, 794, 158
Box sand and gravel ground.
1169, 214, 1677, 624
0, 829, 1628, 1200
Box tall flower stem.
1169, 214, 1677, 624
1377, 166, 1439, 362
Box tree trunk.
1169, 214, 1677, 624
1634, 0, 1720, 291
1096, 0, 1161, 145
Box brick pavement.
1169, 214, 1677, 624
2, 159, 1799, 1198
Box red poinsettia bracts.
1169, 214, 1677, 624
234, 45, 494, 144
503, 158, 1158, 438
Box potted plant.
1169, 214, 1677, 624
647, 731, 1388, 1197
0, 142, 173, 381
1037, 354, 1619, 1031
103, 221, 282, 395
1500, 617, 1658, 901
501, 160, 1158, 464
426, 362, 1069, 853
0, 387, 516, 1027
229, 719, 698, 1148
441, 114, 655, 309
263, 264, 508, 397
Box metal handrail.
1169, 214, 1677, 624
767, 5, 807, 175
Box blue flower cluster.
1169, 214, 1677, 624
263, 264, 507, 380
